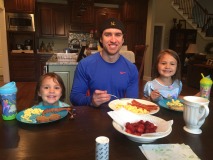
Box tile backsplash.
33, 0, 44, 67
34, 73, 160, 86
68, 32, 93, 49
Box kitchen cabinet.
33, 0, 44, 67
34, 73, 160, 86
37, 54, 53, 79
120, 0, 148, 51
37, 3, 69, 38
169, 29, 197, 75
4, 0, 35, 13
9, 54, 37, 82
7, 32, 35, 51
122, 0, 147, 22
48, 65, 77, 104
70, 1, 94, 24
94, 7, 121, 32
69, 0, 94, 32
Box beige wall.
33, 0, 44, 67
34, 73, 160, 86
144, 0, 213, 81
0, 0, 10, 82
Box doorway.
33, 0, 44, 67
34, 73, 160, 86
151, 24, 165, 78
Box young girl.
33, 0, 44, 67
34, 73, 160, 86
143, 49, 182, 105
34, 72, 69, 107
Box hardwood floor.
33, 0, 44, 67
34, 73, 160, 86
1, 80, 211, 111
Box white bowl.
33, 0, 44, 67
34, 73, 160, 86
112, 115, 173, 143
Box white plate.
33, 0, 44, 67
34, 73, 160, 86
112, 118, 172, 143
108, 99, 160, 114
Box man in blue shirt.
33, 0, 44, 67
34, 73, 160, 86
70, 18, 138, 107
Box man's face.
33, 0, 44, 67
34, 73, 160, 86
100, 28, 124, 55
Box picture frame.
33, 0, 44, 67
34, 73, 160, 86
179, 20, 186, 29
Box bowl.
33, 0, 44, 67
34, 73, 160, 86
112, 115, 173, 143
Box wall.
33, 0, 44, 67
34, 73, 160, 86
143, 0, 213, 81
0, 0, 9, 82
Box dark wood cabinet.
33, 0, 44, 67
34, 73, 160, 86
94, 7, 120, 32
69, 0, 94, 32
169, 29, 197, 74
4, 0, 35, 13
71, 1, 94, 24
9, 54, 37, 82
121, 0, 148, 51
37, 54, 53, 79
37, 3, 69, 38
122, 0, 147, 22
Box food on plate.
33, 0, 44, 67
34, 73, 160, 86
49, 114, 61, 121
21, 108, 44, 122
125, 120, 157, 136
114, 104, 149, 114
166, 99, 184, 111
36, 113, 61, 123
36, 115, 50, 123
130, 100, 159, 111
114, 100, 158, 114
42, 107, 72, 115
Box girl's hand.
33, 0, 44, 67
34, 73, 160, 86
150, 89, 161, 101
91, 90, 111, 107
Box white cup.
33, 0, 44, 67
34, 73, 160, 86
95, 136, 109, 160
26, 45, 31, 50
183, 96, 209, 134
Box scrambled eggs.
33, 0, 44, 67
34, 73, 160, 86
166, 99, 183, 111
115, 104, 149, 114
21, 108, 44, 122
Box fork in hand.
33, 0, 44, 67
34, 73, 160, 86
108, 94, 119, 99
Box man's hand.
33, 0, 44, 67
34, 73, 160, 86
91, 90, 111, 107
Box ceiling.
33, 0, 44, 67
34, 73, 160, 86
67, 0, 125, 5
94, 0, 125, 4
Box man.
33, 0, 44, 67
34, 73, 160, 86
70, 18, 138, 107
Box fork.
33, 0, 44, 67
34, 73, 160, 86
151, 88, 171, 100
109, 94, 119, 99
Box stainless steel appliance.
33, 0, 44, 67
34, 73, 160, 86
6, 13, 35, 32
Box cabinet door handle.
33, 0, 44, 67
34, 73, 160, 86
43, 66, 47, 74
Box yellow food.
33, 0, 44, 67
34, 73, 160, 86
21, 108, 44, 122
167, 99, 183, 107
114, 104, 149, 114
166, 99, 183, 111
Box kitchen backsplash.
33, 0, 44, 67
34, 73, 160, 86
38, 32, 96, 53
68, 32, 92, 49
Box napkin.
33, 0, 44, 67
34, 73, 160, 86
139, 143, 200, 160
107, 108, 142, 126
107, 108, 173, 134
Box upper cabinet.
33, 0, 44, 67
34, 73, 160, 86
121, 0, 148, 51
122, 0, 147, 22
70, 0, 94, 24
69, 0, 94, 32
94, 7, 120, 32
4, 0, 35, 13
37, 3, 69, 38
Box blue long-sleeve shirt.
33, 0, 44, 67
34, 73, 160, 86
70, 52, 139, 106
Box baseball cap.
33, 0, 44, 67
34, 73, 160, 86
99, 18, 126, 34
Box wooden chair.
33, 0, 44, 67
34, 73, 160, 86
134, 45, 148, 80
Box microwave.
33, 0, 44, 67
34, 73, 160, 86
6, 13, 35, 32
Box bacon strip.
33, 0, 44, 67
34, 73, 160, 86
130, 100, 158, 111
42, 107, 75, 119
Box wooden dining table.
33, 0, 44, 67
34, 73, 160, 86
0, 101, 212, 160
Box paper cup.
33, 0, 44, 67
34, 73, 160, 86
95, 136, 109, 160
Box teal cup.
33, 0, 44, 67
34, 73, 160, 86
0, 82, 17, 120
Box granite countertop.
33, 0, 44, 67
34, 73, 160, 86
46, 54, 78, 65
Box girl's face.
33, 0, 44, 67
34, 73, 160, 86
100, 28, 124, 55
38, 77, 62, 106
157, 53, 177, 78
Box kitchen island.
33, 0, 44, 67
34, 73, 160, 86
46, 54, 77, 104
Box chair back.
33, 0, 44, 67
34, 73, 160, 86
134, 45, 148, 80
